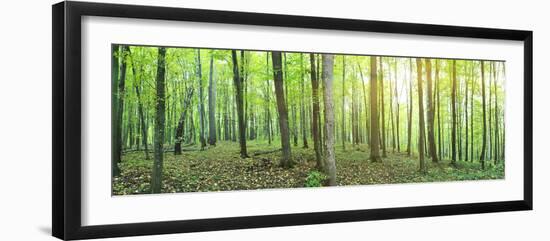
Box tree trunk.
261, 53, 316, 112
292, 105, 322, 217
272, 51, 292, 168
451, 60, 458, 166
464, 63, 470, 162
114, 46, 129, 177
436, 60, 442, 161
341, 56, 346, 150
369, 56, 382, 162
111, 46, 121, 178
208, 53, 217, 146
301, 54, 309, 148
322, 54, 337, 185
394, 59, 400, 152
425, 59, 438, 162
128, 48, 149, 160
416, 58, 427, 173
151, 47, 166, 194
389, 70, 395, 151
358, 63, 370, 146
310, 54, 323, 169
231, 50, 248, 158
479, 61, 487, 169
470, 63, 474, 162
407, 59, 413, 156
174, 88, 193, 155
493, 62, 499, 164
379, 58, 387, 157
196, 50, 206, 150
265, 53, 272, 145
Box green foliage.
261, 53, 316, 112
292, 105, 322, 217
304, 171, 327, 187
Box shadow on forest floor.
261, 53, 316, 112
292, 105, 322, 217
113, 141, 504, 195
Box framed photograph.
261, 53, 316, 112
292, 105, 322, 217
52, 1, 533, 240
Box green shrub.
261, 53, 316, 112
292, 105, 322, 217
305, 171, 327, 187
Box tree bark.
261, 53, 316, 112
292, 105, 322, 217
111, 46, 121, 178
479, 61, 487, 169
341, 56, 346, 150
407, 59, 413, 156
265, 53, 272, 145
322, 54, 337, 186
394, 60, 400, 152
272, 51, 292, 168
151, 47, 166, 194
436, 60, 442, 161
208, 53, 217, 146
114, 46, 129, 177
425, 59, 438, 162
174, 88, 193, 155
464, 63, 470, 162
231, 50, 248, 158
300, 54, 309, 148
369, 56, 382, 162
358, 63, 370, 146
128, 48, 149, 160
416, 58, 427, 173
493, 62, 499, 163
196, 50, 206, 150
451, 60, 458, 166
310, 54, 323, 169
379, 58, 387, 157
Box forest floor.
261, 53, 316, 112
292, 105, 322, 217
113, 141, 505, 195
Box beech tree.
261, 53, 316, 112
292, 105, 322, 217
151, 47, 166, 194
322, 54, 336, 185
370, 56, 382, 162
272, 51, 292, 168
232, 50, 249, 158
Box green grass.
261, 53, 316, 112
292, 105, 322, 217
113, 141, 504, 195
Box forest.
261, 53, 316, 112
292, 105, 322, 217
111, 45, 505, 195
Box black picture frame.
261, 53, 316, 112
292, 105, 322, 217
52, 1, 533, 240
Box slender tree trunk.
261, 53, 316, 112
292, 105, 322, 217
231, 50, 248, 158
436, 60, 442, 161
128, 49, 149, 160
451, 60, 458, 166
487, 63, 494, 161
265, 53, 272, 145
196, 50, 206, 150
310, 54, 323, 169
358, 63, 370, 146
115, 46, 129, 176
379, 58, 387, 157
470, 64, 474, 162
300, 54, 309, 148
151, 47, 166, 194
208, 53, 217, 146
389, 66, 395, 151
407, 59, 413, 156
370, 56, 382, 162
174, 88, 193, 155
322, 54, 336, 185
425, 59, 438, 162
341, 56, 346, 150
111, 46, 121, 178
493, 62, 499, 164
416, 58, 427, 173
272, 51, 292, 168
479, 61, 487, 169
464, 64, 470, 162
394, 60, 400, 152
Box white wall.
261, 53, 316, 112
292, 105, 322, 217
0, 0, 547, 240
